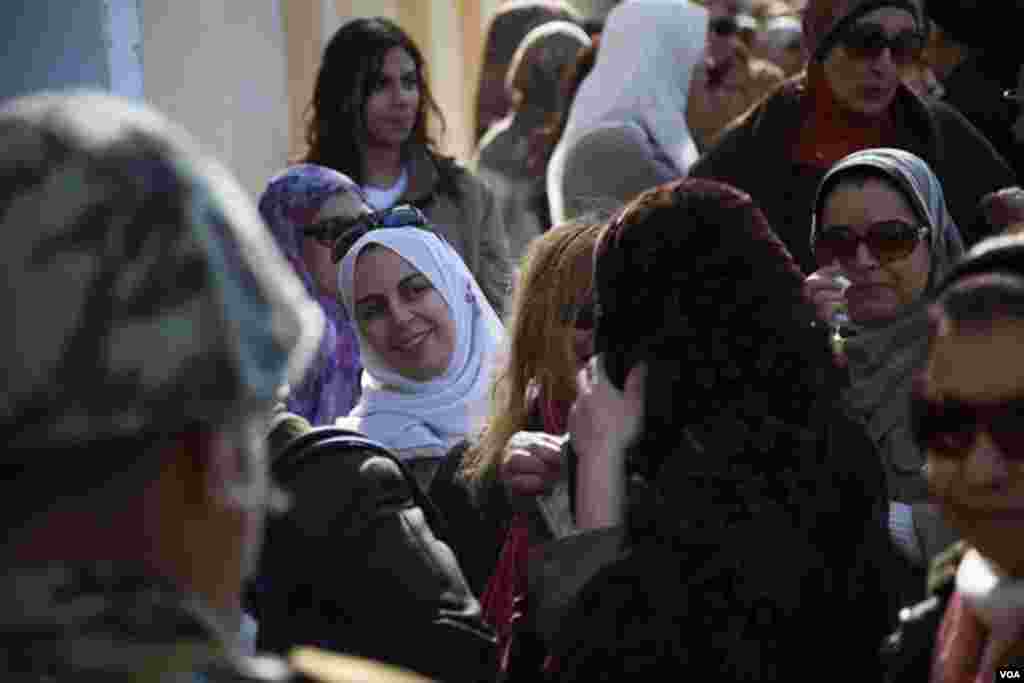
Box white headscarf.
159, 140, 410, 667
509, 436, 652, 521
336, 228, 506, 454
554, 0, 706, 176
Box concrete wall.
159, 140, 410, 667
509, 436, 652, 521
140, 0, 290, 200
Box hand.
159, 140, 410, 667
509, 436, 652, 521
499, 431, 566, 499
569, 356, 646, 530
569, 356, 646, 468
804, 264, 847, 324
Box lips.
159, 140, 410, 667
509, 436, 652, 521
393, 328, 431, 352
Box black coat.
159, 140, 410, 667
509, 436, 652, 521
690, 76, 1016, 274
253, 418, 497, 682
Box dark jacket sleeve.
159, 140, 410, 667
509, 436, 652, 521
256, 444, 497, 682
929, 99, 1017, 247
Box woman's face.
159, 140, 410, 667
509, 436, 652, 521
819, 177, 930, 325
821, 8, 918, 117
301, 191, 373, 299
364, 46, 420, 151
924, 318, 1024, 575
352, 245, 456, 381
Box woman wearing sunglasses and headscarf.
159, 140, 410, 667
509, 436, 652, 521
259, 164, 370, 425
335, 216, 506, 487
805, 148, 964, 593
884, 233, 1024, 682
690, 0, 1014, 275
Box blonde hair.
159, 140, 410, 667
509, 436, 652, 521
459, 215, 605, 494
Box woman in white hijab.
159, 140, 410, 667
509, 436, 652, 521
337, 220, 506, 485
546, 0, 708, 224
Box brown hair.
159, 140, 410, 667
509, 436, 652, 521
301, 17, 447, 184
459, 215, 605, 494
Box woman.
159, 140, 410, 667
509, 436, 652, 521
428, 216, 603, 677
690, 0, 1015, 275
304, 17, 511, 315
549, 178, 893, 679
546, 0, 708, 224
259, 164, 367, 424
885, 234, 1024, 681
805, 149, 964, 569
336, 221, 505, 487
474, 0, 582, 144
474, 21, 592, 260
430, 216, 602, 592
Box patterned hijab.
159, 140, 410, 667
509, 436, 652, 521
337, 229, 506, 454
0, 91, 322, 480
259, 164, 364, 424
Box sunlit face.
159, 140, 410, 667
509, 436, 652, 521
301, 190, 373, 300
821, 8, 918, 116
819, 177, 930, 325
923, 318, 1024, 576
352, 246, 456, 381
364, 46, 420, 151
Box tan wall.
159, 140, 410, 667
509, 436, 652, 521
141, 0, 290, 199
139, 0, 599, 198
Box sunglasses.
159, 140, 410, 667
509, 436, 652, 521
709, 14, 756, 38
837, 24, 925, 65
302, 204, 429, 263
561, 300, 596, 331
812, 220, 929, 267
910, 390, 1024, 461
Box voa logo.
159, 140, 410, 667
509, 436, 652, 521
1000, 671, 1022, 679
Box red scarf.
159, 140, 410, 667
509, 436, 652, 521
481, 390, 570, 673
793, 64, 898, 170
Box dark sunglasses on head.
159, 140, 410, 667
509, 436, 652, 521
561, 300, 596, 331
709, 14, 756, 38
910, 389, 1024, 461
812, 219, 929, 267
837, 23, 925, 65
302, 204, 429, 263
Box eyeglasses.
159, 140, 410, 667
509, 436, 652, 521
910, 389, 1024, 461
302, 204, 429, 263
560, 300, 596, 331
837, 24, 925, 65
812, 220, 929, 267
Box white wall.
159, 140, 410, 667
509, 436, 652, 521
140, 0, 290, 199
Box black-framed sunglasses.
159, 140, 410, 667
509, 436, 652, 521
302, 204, 429, 263
709, 14, 756, 39
812, 219, 929, 267
910, 388, 1024, 461
837, 23, 925, 65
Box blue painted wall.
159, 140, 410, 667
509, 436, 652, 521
0, 1, 110, 103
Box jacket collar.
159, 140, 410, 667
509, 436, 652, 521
402, 144, 440, 205
745, 73, 939, 166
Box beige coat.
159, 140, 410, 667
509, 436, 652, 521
399, 145, 512, 317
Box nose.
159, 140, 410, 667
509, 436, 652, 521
388, 298, 416, 327
869, 47, 896, 73
963, 431, 1012, 491
849, 240, 880, 271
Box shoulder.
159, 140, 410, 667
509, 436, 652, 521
691, 76, 805, 175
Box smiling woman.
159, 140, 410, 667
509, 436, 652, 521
336, 224, 506, 485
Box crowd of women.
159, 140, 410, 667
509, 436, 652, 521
7, 0, 1024, 680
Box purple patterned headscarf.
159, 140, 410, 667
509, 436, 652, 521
259, 163, 364, 424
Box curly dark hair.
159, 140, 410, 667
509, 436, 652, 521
593, 178, 848, 537
301, 17, 447, 184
